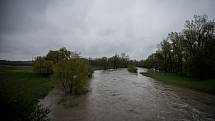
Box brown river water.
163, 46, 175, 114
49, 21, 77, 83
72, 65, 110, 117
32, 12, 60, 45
40, 68, 215, 121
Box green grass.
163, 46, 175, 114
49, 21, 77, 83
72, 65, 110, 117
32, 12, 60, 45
141, 71, 215, 94
0, 65, 54, 120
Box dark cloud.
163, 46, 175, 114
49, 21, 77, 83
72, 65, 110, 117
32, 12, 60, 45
0, 0, 215, 60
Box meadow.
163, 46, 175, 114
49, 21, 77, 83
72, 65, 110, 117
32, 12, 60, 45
141, 71, 215, 94
0, 65, 54, 121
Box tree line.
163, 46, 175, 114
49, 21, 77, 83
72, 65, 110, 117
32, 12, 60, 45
89, 53, 138, 70
142, 15, 215, 79
89, 53, 129, 69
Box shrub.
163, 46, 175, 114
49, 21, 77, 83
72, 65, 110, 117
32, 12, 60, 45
127, 64, 137, 73
33, 57, 53, 76
53, 58, 91, 95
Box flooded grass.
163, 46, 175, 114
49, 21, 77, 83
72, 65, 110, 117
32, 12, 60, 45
141, 71, 215, 94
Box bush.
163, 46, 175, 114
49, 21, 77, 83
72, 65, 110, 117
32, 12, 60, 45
53, 58, 91, 95
33, 57, 53, 76
127, 64, 137, 73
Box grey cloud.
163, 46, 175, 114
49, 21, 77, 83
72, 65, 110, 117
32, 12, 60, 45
0, 0, 215, 60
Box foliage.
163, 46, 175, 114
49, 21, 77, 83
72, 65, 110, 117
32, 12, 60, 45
127, 64, 137, 73
46, 47, 79, 63
33, 47, 79, 76
53, 58, 92, 95
89, 53, 131, 69
32, 47, 92, 96
141, 15, 215, 79
33, 57, 53, 76
1, 47, 92, 120
0, 66, 54, 121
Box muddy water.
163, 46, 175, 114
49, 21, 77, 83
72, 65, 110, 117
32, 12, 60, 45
40, 68, 215, 121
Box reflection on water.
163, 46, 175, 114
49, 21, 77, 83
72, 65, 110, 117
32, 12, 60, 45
40, 68, 215, 121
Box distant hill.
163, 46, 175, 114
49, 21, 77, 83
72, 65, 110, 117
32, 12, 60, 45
0, 60, 33, 66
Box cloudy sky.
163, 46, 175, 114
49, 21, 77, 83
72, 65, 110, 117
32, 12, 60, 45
0, 0, 215, 60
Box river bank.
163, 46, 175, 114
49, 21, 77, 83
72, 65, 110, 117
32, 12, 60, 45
141, 71, 215, 94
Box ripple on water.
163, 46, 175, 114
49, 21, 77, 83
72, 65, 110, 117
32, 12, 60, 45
40, 69, 215, 121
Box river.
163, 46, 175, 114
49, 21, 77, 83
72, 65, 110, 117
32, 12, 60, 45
40, 68, 215, 121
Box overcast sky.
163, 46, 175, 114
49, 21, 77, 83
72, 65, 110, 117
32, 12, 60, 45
0, 0, 215, 60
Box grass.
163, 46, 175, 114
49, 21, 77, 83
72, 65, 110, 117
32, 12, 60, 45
0, 65, 54, 120
141, 71, 215, 94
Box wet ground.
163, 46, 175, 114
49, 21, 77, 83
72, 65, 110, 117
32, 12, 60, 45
40, 68, 215, 121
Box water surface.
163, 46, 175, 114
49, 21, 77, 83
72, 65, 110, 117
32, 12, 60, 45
40, 68, 215, 121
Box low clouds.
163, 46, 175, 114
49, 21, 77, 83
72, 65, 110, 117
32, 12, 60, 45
0, 0, 215, 60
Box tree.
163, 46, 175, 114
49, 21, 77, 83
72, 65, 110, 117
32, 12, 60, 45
46, 47, 76, 64
160, 39, 173, 72
89, 53, 130, 70
183, 15, 215, 78
53, 58, 91, 95
143, 14, 215, 79
33, 57, 53, 76
168, 32, 184, 72
33, 47, 80, 76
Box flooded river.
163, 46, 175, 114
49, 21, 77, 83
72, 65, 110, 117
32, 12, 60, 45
40, 68, 215, 121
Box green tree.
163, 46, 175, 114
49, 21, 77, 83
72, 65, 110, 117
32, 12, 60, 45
168, 32, 184, 72
183, 15, 215, 78
33, 57, 53, 76
89, 53, 130, 70
160, 39, 173, 72
143, 14, 215, 79
53, 58, 91, 95
46, 47, 76, 64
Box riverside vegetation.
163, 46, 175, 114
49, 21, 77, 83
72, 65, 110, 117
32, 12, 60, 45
0, 48, 93, 121
141, 15, 215, 79
140, 15, 215, 93
33, 47, 93, 96
127, 64, 137, 73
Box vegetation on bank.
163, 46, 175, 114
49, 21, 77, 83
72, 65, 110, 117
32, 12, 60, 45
88, 53, 140, 74
0, 48, 93, 121
127, 64, 137, 73
140, 15, 215, 79
141, 71, 215, 94
33, 47, 93, 96
89, 53, 138, 70
53, 58, 92, 95
0, 65, 54, 121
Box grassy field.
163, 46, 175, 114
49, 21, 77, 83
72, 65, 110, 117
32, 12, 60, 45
141, 71, 215, 94
0, 65, 54, 120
